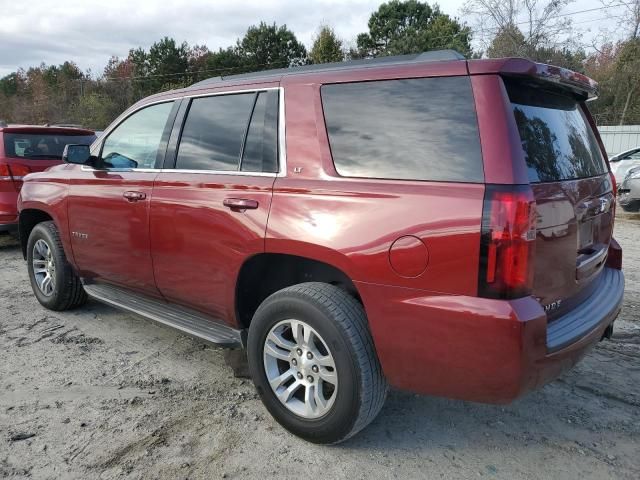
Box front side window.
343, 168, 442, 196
321, 76, 484, 182
101, 102, 174, 169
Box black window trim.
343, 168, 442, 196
319, 76, 486, 185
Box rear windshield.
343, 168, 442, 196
505, 79, 607, 183
3, 133, 96, 159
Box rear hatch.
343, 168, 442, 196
504, 78, 614, 318
1, 127, 96, 190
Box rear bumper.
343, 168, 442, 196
357, 267, 624, 404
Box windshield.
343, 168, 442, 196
3, 133, 96, 159
505, 79, 607, 183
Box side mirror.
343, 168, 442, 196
62, 144, 91, 165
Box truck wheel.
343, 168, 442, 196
27, 221, 87, 311
247, 282, 387, 444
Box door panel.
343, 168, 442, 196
68, 170, 159, 293
67, 100, 177, 294
150, 174, 275, 323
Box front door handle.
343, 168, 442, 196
223, 198, 259, 211
123, 191, 146, 202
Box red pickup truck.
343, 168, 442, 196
0, 125, 95, 233
17, 51, 624, 444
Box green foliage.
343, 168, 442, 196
238, 22, 308, 70
310, 26, 344, 64
486, 25, 586, 72
355, 0, 472, 57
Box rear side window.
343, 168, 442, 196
321, 77, 483, 182
505, 79, 607, 183
3, 133, 95, 159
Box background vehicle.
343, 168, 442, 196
618, 165, 640, 212
1, 125, 96, 233
609, 146, 640, 184
17, 52, 623, 444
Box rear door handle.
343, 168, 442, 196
123, 191, 146, 202
223, 198, 259, 211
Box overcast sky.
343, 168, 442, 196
0, 0, 623, 78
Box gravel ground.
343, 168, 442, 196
1, 213, 639, 480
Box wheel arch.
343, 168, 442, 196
19, 209, 55, 259
235, 253, 362, 329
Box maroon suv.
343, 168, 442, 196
0, 125, 95, 233
17, 51, 624, 444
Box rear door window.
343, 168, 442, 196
505, 79, 607, 183
175, 93, 255, 171
321, 76, 483, 182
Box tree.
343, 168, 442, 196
310, 25, 344, 64
611, 40, 640, 124
600, 0, 640, 40
205, 47, 247, 76
238, 22, 308, 70
146, 37, 190, 91
464, 0, 575, 55
354, 0, 472, 58
585, 40, 640, 125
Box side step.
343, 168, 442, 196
83, 282, 243, 348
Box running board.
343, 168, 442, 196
83, 283, 243, 348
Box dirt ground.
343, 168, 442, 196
0, 213, 639, 480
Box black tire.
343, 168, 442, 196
26, 221, 87, 311
620, 201, 640, 213
247, 282, 387, 444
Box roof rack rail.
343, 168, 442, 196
191, 49, 464, 87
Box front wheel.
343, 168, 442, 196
27, 221, 87, 311
247, 282, 387, 444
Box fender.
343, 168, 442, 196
18, 171, 75, 267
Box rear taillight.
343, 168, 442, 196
479, 185, 537, 299
0, 163, 31, 181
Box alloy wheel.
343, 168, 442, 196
263, 319, 338, 419
32, 239, 56, 296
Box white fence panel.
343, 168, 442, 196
597, 125, 640, 156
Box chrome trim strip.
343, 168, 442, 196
278, 86, 287, 177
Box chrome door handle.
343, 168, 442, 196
123, 191, 146, 202
223, 198, 259, 211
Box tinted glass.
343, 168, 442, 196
506, 80, 607, 183
102, 102, 174, 169
321, 77, 483, 182
241, 91, 279, 173
176, 93, 255, 171
3, 133, 95, 159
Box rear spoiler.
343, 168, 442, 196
468, 58, 598, 101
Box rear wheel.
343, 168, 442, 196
27, 221, 87, 311
247, 282, 387, 444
